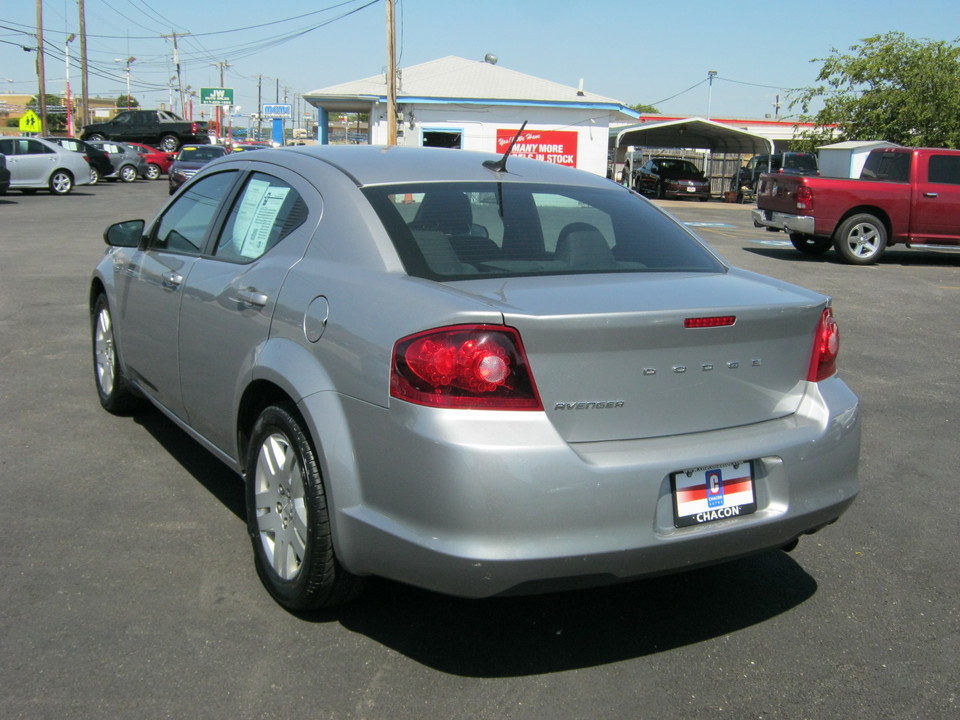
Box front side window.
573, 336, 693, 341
364, 182, 725, 280
928, 155, 960, 185
149, 171, 237, 254
214, 173, 308, 262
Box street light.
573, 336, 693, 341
114, 56, 136, 110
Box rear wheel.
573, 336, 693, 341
49, 170, 74, 195
790, 234, 832, 255
159, 135, 179, 153
246, 404, 364, 610
86, 133, 105, 142
145, 163, 161, 180
834, 213, 886, 265
119, 165, 138, 183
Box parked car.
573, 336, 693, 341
0, 136, 91, 195
734, 152, 819, 202
43, 136, 113, 185
90, 145, 860, 610
0, 153, 10, 195
168, 144, 228, 194
81, 109, 210, 152
124, 142, 175, 180
754, 146, 960, 263
86, 140, 147, 183
632, 157, 711, 200
229, 143, 269, 153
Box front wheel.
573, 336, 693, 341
92, 294, 140, 414
144, 163, 161, 180
49, 170, 74, 195
119, 165, 138, 183
159, 135, 179, 153
86, 133, 105, 142
246, 404, 364, 610
89, 167, 100, 185
834, 213, 887, 265
790, 234, 833, 255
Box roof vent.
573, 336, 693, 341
484, 53, 498, 65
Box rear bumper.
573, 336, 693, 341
312, 375, 861, 598
752, 208, 817, 236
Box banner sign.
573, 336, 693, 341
495, 128, 578, 167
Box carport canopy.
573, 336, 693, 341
612, 117, 773, 155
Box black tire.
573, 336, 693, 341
145, 163, 161, 180
833, 213, 887, 265
790, 233, 833, 255
245, 404, 364, 610
119, 165, 137, 183
49, 170, 74, 195
655, 180, 665, 199
91, 293, 140, 414
159, 135, 179, 153
86, 133, 105, 142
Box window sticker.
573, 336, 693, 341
232, 179, 292, 258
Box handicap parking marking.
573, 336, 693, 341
749, 238, 793, 247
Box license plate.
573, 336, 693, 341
686, 186, 696, 192
671, 462, 756, 527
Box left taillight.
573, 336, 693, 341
807, 308, 840, 382
391, 325, 542, 410
796, 185, 814, 211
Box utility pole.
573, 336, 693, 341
386, 0, 396, 145
35, 0, 47, 133
162, 32, 190, 115
257, 75, 262, 140
212, 60, 231, 141
707, 70, 718, 120
65, 34, 76, 136
78, 0, 89, 130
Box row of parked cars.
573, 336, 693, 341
0, 136, 269, 197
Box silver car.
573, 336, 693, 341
90, 145, 860, 610
0, 136, 91, 195
86, 140, 147, 183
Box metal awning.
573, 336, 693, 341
612, 117, 773, 155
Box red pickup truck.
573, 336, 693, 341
752, 146, 960, 264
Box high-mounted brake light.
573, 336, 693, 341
796, 185, 814, 211
807, 308, 840, 382
391, 325, 542, 410
685, 315, 736, 328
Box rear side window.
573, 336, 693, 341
363, 182, 724, 280
928, 155, 960, 185
861, 152, 911, 182
214, 173, 308, 262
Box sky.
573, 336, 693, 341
2, 0, 959, 126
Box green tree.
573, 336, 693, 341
794, 32, 960, 148
630, 103, 660, 114
116, 94, 140, 110
26, 95, 67, 133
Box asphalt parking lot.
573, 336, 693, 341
1, 178, 957, 719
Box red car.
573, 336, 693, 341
125, 142, 175, 180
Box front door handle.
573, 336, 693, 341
162, 271, 184, 289
923, 192, 939, 198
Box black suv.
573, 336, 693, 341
734, 152, 818, 202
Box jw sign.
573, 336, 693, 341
200, 87, 234, 106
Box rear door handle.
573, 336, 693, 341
923, 192, 939, 198
237, 288, 269, 308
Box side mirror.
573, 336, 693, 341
104, 219, 145, 248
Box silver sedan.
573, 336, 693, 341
90, 145, 860, 610
0, 136, 91, 194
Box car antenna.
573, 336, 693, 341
483, 121, 527, 173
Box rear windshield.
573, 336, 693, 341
783, 153, 818, 171
362, 182, 725, 280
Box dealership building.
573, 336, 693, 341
303, 55, 640, 176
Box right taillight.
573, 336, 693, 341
391, 325, 542, 410
807, 308, 840, 382
796, 185, 814, 211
